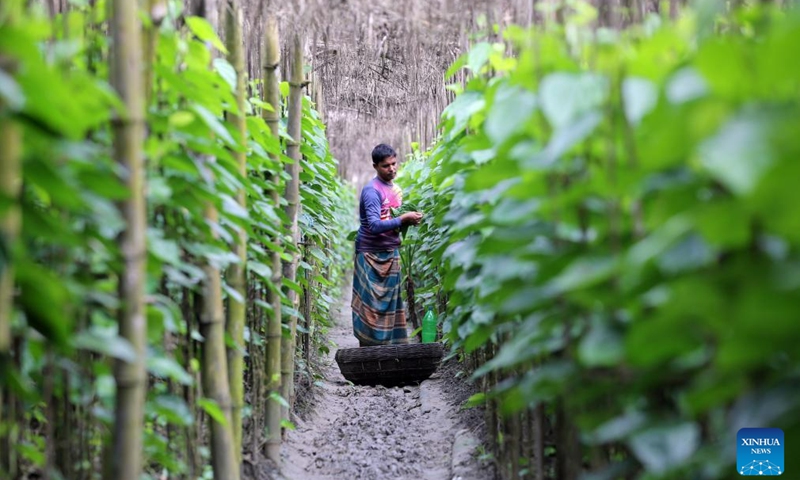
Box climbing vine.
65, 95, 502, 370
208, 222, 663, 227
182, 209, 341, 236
399, 2, 800, 479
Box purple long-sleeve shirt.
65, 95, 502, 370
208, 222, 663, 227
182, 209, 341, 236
355, 177, 403, 253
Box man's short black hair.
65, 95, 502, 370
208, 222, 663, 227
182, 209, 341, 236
372, 144, 397, 164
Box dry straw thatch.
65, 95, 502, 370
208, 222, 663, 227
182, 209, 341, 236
232, 0, 664, 186
240, 0, 544, 187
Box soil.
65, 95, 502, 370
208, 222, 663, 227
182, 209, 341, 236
260, 281, 495, 480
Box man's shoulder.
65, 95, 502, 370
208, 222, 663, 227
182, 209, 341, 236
361, 179, 381, 195
360, 181, 381, 202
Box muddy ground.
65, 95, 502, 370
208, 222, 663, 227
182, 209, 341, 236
259, 282, 495, 480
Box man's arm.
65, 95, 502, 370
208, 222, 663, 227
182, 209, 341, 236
363, 188, 402, 234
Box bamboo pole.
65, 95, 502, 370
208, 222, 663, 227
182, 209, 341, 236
224, 0, 247, 461
141, 0, 166, 105
0, 4, 22, 475
0, 94, 22, 480
199, 240, 240, 480
246, 281, 259, 458
261, 12, 284, 463
280, 31, 304, 419
198, 0, 240, 478
556, 401, 581, 480
105, 0, 147, 478
510, 401, 521, 478
182, 288, 199, 478
301, 244, 313, 369
532, 403, 545, 480
195, 253, 239, 480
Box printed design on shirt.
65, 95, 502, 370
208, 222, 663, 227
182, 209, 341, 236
374, 179, 402, 222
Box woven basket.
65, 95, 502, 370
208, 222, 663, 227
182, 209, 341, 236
335, 342, 445, 386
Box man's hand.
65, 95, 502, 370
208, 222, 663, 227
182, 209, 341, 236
399, 211, 423, 226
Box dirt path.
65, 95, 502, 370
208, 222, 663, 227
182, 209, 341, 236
276, 281, 494, 480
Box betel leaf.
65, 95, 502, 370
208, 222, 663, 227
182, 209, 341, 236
222, 282, 245, 304
445, 51, 468, 79
698, 112, 775, 196
191, 103, 236, 147
185, 16, 228, 55
147, 356, 194, 386
281, 304, 305, 321
442, 90, 485, 136
151, 395, 194, 427
248, 261, 273, 281
666, 67, 708, 104
577, 317, 624, 368
628, 423, 700, 474
0, 69, 25, 110
464, 392, 486, 408
282, 277, 303, 296
16, 443, 45, 468
148, 228, 181, 265
281, 419, 296, 431
467, 42, 493, 73
622, 77, 658, 125
585, 409, 648, 445
539, 72, 608, 129
198, 398, 228, 426
269, 391, 290, 409
72, 328, 138, 362
526, 110, 602, 169
15, 261, 71, 347
485, 82, 537, 145
213, 58, 237, 92
169, 110, 195, 128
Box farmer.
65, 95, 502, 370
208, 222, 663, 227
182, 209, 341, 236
352, 144, 423, 346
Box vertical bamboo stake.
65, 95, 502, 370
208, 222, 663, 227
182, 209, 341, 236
199, 254, 240, 480
198, 0, 240, 478
224, 0, 247, 461
521, 406, 532, 477
509, 378, 521, 479
280, 31, 304, 418
0, 3, 22, 474
555, 402, 581, 480
106, 0, 147, 478
532, 403, 544, 480
246, 283, 259, 457
261, 12, 283, 463
141, 0, 166, 105
0, 87, 22, 480
181, 288, 199, 479
302, 244, 313, 368
199, 175, 240, 480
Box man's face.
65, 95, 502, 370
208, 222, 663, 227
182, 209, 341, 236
373, 155, 398, 182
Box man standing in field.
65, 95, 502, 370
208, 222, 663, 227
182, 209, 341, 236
352, 144, 423, 346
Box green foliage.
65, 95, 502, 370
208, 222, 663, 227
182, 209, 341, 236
0, 2, 351, 478
399, 3, 800, 478
298, 96, 354, 361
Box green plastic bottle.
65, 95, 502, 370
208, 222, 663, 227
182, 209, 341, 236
421, 307, 437, 343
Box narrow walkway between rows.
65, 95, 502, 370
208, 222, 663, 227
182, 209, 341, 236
273, 281, 494, 480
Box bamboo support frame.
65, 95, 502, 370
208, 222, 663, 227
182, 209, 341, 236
106, 0, 148, 478
280, 31, 304, 419
198, 1, 240, 477
224, 0, 248, 461
261, 11, 284, 463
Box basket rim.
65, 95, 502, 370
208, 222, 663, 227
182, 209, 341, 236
335, 342, 444, 364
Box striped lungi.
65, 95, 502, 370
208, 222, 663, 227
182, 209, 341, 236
351, 250, 409, 346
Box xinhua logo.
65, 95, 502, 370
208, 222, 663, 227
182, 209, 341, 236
737, 428, 784, 476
